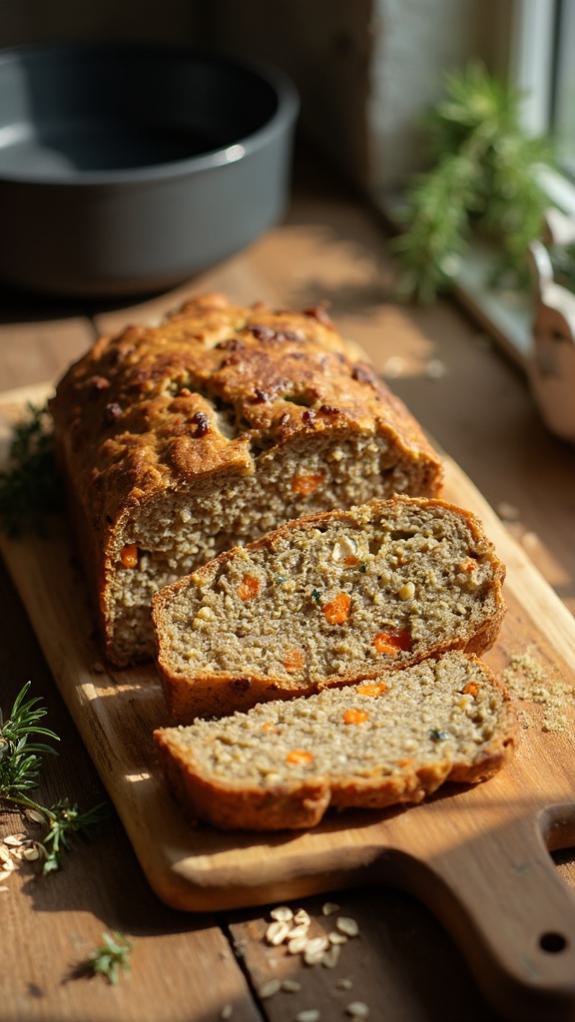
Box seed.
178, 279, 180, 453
196, 605, 214, 620
282, 979, 301, 992
266, 921, 290, 945
0, 847, 10, 864
305, 937, 329, 954
336, 917, 359, 937
26, 809, 45, 825
321, 945, 341, 968
259, 979, 282, 998
4, 835, 25, 847
336, 979, 353, 990
0, 870, 12, 882
346, 1003, 370, 1018
304, 949, 325, 966
0, 858, 14, 873
398, 581, 415, 601
322, 902, 340, 916
221, 1007, 233, 1020
270, 906, 294, 922
329, 932, 347, 945
23, 846, 40, 862
293, 909, 311, 926
288, 936, 308, 954
288, 923, 310, 939
296, 1012, 320, 1022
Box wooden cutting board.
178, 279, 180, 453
1, 382, 575, 1022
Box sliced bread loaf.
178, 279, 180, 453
154, 652, 515, 830
51, 293, 442, 666
153, 497, 505, 720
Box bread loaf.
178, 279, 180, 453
153, 496, 505, 720
52, 294, 442, 665
154, 652, 515, 830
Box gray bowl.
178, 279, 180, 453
0, 44, 298, 297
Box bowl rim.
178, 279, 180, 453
0, 41, 299, 188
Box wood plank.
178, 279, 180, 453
1, 384, 575, 1021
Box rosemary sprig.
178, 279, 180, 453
0, 682, 107, 873
87, 932, 133, 985
395, 62, 552, 302
0, 402, 62, 537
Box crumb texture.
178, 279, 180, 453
51, 293, 442, 664
154, 496, 505, 717
154, 652, 515, 830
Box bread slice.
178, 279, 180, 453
154, 652, 515, 830
51, 293, 442, 666
153, 497, 505, 720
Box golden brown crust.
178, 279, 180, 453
153, 657, 516, 831
51, 293, 442, 664
153, 496, 506, 722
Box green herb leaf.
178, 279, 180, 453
395, 62, 552, 303
0, 683, 108, 874
0, 403, 63, 537
311, 589, 321, 603
87, 931, 133, 985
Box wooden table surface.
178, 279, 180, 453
2, 159, 574, 1022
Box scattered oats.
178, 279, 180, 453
322, 901, 340, 916
293, 909, 311, 927
0, 847, 10, 864
221, 1006, 233, 1020
382, 356, 405, 379
497, 501, 520, 522
329, 932, 347, 945
259, 978, 282, 998
26, 809, 45, 825
23, 846, 40, 862
288, 923, 310, 939
305, 937, 329, 954
304, 949, 325, 966
282, 979, 301, 992
0, 870, 13, 882
336, 917, 359, 938
347, 1003, 369, 1018
266, 921, 291, 945
321, 945, 341, 968
288, 936, 309, 954
336, 979, 353, 990
4, 835, 26, 847
425, 358, 447, 379
502, 647, 574, 733
295, 1012, 320, 1022
270, 906, 294, 922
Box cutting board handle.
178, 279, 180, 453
388, 803, 575, 1022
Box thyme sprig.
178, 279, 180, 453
0, 682, 107, 873
87, 932, 133, 985
395, 62, 552, 302
0, 402, 62, 537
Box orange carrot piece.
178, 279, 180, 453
322, 592, 351, 625
372, 629, 412, 654
342, 708, 369, 725
291, 472, 325, 496
238, 574, 260, 601
356, 682, 388, 697
284, 648, 305, 672
286, 749, 314, 765
120, 543, 138, 569
463, 681, 479, 697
